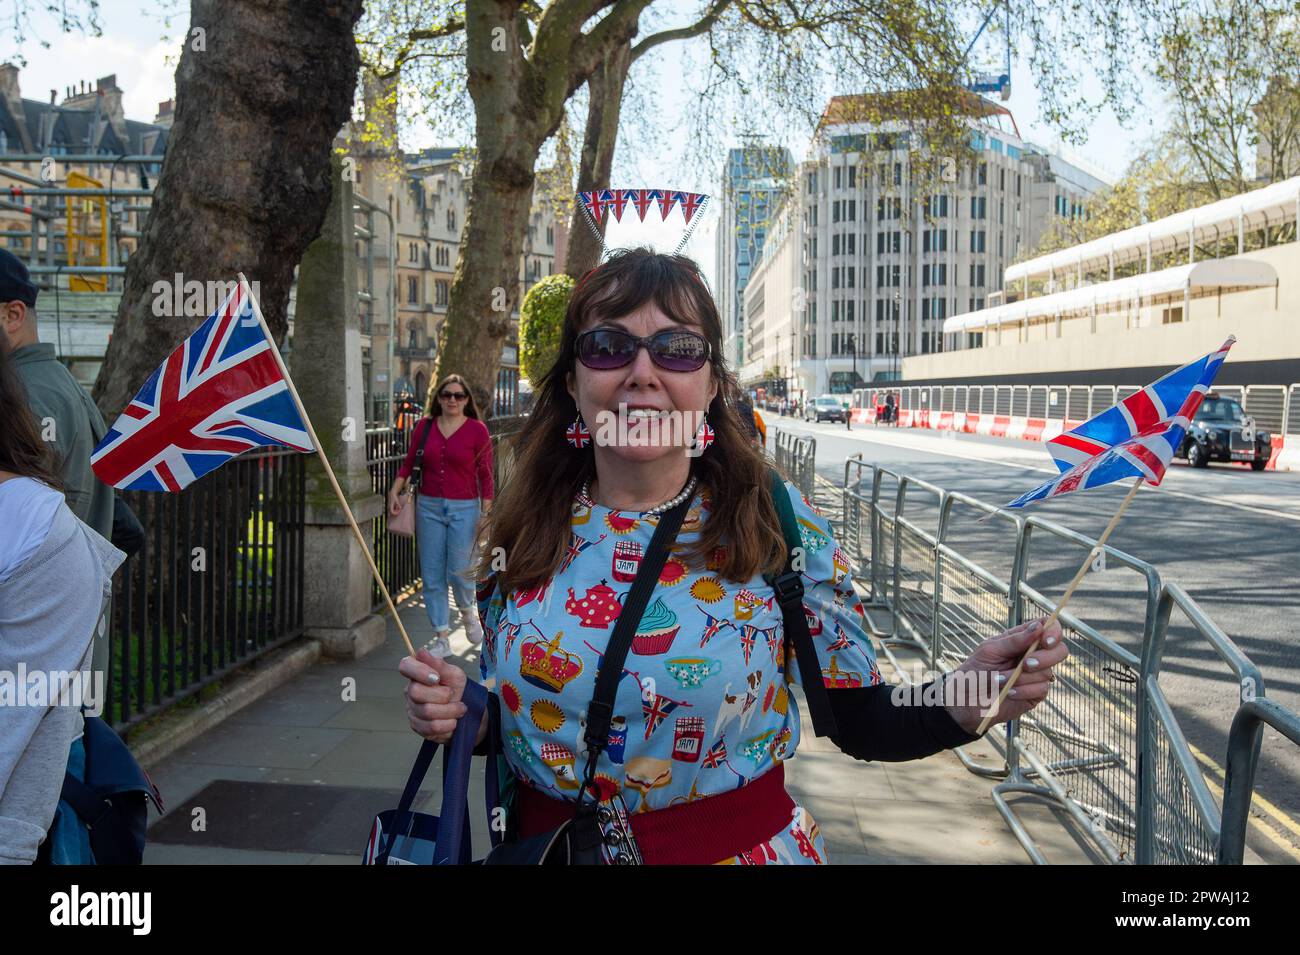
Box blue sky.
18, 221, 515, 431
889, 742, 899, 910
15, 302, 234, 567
4, 0, 1167, 284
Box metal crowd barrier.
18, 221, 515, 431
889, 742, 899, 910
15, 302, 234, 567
774, 429, 817, 500
837, 452, 1300, 864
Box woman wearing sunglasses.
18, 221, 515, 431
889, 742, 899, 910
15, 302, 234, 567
399, 248, 1067, 864
388, 374, 493, 657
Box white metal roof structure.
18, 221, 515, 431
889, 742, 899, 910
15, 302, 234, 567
943, 259, 1278, 334
1004, 176, 1300, 286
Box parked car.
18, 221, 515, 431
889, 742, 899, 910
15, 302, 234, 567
1178, 393, 1272, 471
805, 395, 846, 423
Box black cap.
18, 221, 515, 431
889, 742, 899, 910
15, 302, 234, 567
0, 248, 38, 307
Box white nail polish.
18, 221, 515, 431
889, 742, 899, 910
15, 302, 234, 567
1027, 657, 1040, 668
1008, 688, 1018, 698
427, 673, 439, 685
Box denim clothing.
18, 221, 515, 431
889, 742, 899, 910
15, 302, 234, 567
416, 495, 481, 632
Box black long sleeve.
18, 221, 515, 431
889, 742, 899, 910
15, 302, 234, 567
825, 681, 984, 762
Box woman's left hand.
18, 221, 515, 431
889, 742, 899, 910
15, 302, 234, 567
942, 618, 1068, 734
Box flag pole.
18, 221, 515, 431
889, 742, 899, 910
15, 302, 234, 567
975, 476, 1143, 734
238, 274, 417, 658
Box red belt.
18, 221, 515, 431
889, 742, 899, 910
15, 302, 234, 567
516, 763, 794, 865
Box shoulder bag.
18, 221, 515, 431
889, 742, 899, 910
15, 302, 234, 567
389, 417, 432, 539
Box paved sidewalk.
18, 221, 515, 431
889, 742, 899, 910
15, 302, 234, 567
142, 587, 1099, 865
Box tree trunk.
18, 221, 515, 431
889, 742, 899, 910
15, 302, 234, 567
434, 2, 551, 417
92, 0, 364, 419
564, 40, 632, 279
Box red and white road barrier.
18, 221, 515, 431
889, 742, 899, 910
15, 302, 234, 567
846, 404, 1291, 471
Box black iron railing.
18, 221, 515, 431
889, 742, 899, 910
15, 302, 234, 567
108, 447, 306, 732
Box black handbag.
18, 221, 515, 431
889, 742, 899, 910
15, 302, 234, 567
38, 714, 165, 865
482, 489, 693, 865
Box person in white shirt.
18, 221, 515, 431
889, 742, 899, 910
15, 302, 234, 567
0, 346, 124, 863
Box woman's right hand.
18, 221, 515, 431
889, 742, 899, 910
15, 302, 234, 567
400, 650, 470, 743
387, 485, 405, 517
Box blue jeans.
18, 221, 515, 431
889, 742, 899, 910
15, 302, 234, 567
416, 496, 481, 632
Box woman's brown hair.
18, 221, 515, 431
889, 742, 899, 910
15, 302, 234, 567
474, 247, 788, 595
423, 373, 482, 420
0, 345, 63, 490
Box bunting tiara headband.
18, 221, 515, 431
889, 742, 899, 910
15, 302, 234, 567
577, 188, 711, 262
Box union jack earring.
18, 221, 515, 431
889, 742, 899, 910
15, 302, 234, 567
566, 412, 592, 448
691, 414, 715, 452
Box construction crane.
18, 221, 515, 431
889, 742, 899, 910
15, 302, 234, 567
965, 0, 1011, 101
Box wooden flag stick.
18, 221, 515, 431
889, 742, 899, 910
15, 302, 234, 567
238, 274, 417, 658
975, 476, 1144, 735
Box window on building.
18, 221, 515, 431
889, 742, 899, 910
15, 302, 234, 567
832, 234, 840, 255
834, 167, 842, 190
447, 208, 456, 230
807, 171, 818, 194
999, 168, 1006, 191
845, 233, 855, 254
970, 230, 986, 253
978, 162, 987, 185
970, 196, 986, 219
435, 279, 449, 307
832, 267, 839, 289
877, 162, 888, 184
847, 166, 856, 188
846, 266, 855, 288
847, 200, 856, 221
407, 276, 419, 304
894, 162, 902, 185
1161, 306, 1184, 325
546, 225, 554, 245
833, 201, 841, 223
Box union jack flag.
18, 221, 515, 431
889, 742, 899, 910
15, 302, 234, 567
738, 624, 763, 666
1006, 337, 1236, 509
702, 738, 728, 769
558, 531, 605, 574
578, 190, 605, 225
630, 189, 654, 221
676, 191, 706, 223
697, 607, 735, 647
565, 417, 592, 448
606, 188, 631, 222
690, 419, 715, 452
641, 692, 688, 739
649, 188, 673, 219
91, 279, 312, 492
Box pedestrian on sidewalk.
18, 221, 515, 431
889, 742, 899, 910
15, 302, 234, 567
399, 247, 1067, 865
0, 347, 125, 864
388, 373, 493, 657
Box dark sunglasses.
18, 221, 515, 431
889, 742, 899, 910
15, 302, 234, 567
439, 390, 467, 400
575, 328, 711, 372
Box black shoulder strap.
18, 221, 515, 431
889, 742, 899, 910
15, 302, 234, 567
766, 470, 839, 739
580, 491, 693, 790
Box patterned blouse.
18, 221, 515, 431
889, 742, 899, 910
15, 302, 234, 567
476, 479, 883, 864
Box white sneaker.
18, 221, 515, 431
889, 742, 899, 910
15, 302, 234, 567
424, 632, 452, 658
461, 607, 484, 647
